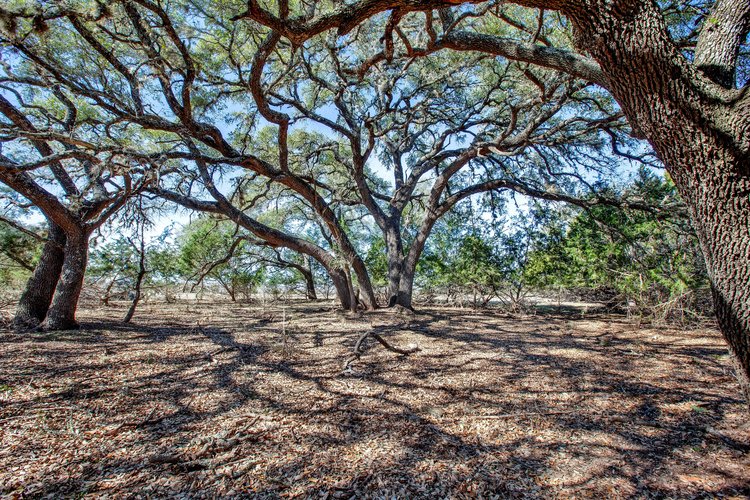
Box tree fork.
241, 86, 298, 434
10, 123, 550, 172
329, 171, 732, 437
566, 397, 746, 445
43, 230, 91, 331
14, 221, 66, 330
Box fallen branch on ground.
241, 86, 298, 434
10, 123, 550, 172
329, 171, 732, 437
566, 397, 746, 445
343, 327, 420, 372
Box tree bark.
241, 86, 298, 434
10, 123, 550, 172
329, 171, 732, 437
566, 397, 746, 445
561, 0, 750, 407
14, 221, 66, 329
344, 266, 359, 313
44, 230, 90, 330
329, 267, 354, 310
351, 255, 378, 310
300, 263, 318, 300
384, 221, 406, 307
693, 0, 750, 88
384, 241, 423, 311
666, 142, 750, 407
393, 267, 417, 310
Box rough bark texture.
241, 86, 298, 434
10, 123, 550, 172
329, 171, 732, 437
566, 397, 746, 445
44, 231, 90, 330
13, 222, 66, 329
693, 0, 750, 88
351, 256, 378, 310
560, 0, 750, 407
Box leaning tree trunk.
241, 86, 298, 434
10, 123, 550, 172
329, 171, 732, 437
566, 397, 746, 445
565, 0, 750, 406
328, 267, 355, 311
652, 133, 750, 407
44, 230, 90, 330
699, 170, 750, 408
14, 221, 66, 329
351, 255, 378, 310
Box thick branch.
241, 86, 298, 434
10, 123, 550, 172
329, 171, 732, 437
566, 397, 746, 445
232, 0, 477, 44
694, 0, 750, 88
439, 31, 607, 87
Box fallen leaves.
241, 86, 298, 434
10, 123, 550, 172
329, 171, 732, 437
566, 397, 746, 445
0, 299, 748, 497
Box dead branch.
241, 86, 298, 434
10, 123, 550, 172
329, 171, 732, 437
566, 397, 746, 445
343, 327, 420, 371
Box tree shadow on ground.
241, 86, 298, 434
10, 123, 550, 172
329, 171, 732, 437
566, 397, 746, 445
1, 301, 748, 497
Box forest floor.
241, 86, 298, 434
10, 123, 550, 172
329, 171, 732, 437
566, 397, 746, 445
1, 299, 749, 498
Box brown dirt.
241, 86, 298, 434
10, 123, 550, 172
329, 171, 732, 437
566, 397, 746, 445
1, 300, 748, 498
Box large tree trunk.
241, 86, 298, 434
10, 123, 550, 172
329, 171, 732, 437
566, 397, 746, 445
44, 230, 90, 330
384, 222, 407, 307
393, 267, 417, 310
14, 221, 66, 329
663, 142, 750, 406
385, 242, 425, 311
384, 230, 415, 310
392, 208, 444, 310
567, 0, 750, 406
300, 262, 317, 300
382, 217, 420, 310
329, 267, 354, 311
351, 255, 378, 310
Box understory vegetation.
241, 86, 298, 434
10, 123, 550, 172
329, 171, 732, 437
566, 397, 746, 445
3, 168, 708, 326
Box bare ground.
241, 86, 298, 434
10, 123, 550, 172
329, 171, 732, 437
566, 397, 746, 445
0, 299, 749, 498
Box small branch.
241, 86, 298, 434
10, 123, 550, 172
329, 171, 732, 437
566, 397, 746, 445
0, 214, 46, 242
